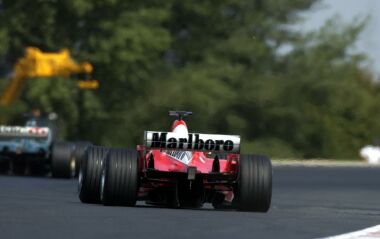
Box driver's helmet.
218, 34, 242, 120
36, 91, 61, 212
171, 120, 188, 135
168, 120, 193, 164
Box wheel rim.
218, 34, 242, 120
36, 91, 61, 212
70, 158, 76, 178
78, 169, 83, 193
100, 168, 106, 202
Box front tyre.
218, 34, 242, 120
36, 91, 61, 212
101, 149, 139, 206
78, 146, 109, 203
235, 154, 272, 212
51, 142, 75, 178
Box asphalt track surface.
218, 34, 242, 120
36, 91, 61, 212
1, 166, 379, 239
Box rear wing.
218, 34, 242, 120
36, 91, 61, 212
0, 125, 50, 139
144, 131, 240, 153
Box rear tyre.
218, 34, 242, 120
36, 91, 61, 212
51, 142, 75, 178
235, 154, 272, 212
11, 157, 26, 175
78, 146, 109, 203
0, 159, 10, 174
28, 160, 48, 176
101, 149, 139, 206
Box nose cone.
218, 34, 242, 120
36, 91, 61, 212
171, 120, 188, 136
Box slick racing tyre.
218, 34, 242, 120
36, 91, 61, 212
51, 142, 75, 178
79, 146, 109, 204
72, 142, 93, 176
11, 157, 26, 175
101, 149, 139, 206
235, 154, 272, 212
0, 158, 10, 174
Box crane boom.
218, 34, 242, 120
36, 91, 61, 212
0, 47, 98, 106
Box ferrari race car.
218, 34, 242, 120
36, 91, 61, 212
78, 111, 272, 212
0, 116, 91, 178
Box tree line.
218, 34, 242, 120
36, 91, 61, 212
1, 0, 379, 159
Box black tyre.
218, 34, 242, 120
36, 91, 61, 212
28, 159, 48, 176
79, 146, 109, 203
11, 157, 26, 175
51, 142, 75, 178
0, 158, 10, 174
72, 142, 93, 176
101, 149, 139, 206
235, 154, 272, 212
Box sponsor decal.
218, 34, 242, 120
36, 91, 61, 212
0, 126, 49, 138
145, 131, 240, 153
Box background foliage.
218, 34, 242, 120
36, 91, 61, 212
1, 0, 379, 159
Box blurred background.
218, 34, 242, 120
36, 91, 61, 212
0, 0, 379, 159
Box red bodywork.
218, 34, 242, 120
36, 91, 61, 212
135, 119, 240, 204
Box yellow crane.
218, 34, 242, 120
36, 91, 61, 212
0, 47, 99, 106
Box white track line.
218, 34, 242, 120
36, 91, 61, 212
273, 160, 380, 167
321, 225, 380, 239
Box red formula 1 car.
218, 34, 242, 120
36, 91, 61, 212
78, 111, 272, 212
